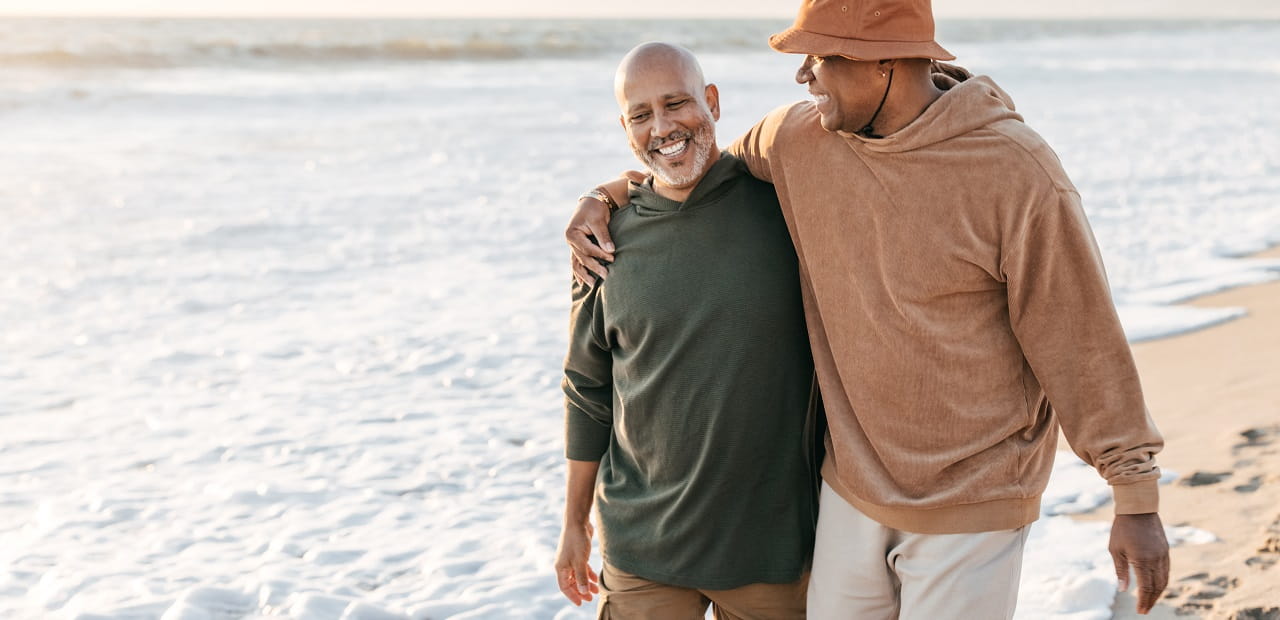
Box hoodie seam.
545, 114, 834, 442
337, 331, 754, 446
985, 125, 1076, 195
983, 126, 1082, 280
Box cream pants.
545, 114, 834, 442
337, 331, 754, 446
807, 482, 1030, 620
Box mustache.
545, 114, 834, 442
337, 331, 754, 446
647, 130, 694, 151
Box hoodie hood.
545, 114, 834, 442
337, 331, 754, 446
845, 74, 1023, 154
628, 151, 745, 214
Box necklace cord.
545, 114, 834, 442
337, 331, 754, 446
856, 68, 895, 139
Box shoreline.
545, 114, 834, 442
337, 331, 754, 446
1085, 246, 1280, 619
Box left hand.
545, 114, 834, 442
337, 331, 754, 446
1108, 512, 1170, 615
554, 520, 599, 606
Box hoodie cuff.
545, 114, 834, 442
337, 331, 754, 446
1111, 478, 1160, 514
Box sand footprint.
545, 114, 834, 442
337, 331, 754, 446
1184, 427, 1279, 489
1165, 428, 1279, 618
1244, 514, 1280, 570
1166, 572, 1240, 615
1233, 475, 1264, 493
1233, 426, 1280, 454
1229, 607, 1280, 620
1182, 471, 1233, 487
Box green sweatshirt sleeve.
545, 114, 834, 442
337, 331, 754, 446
562, 279, 613, 461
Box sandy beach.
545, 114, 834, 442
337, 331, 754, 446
1097, 246, 1280, 619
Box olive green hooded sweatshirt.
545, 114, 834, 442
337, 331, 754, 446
562, 154, 818, 588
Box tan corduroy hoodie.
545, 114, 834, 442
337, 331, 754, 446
728, 73, 1163, 534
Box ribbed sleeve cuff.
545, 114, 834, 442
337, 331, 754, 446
565, 405, 611, 461
1111, 478, 1160, 514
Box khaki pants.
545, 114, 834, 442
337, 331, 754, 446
807, 482, 1030, 620
596, 563, 808, 620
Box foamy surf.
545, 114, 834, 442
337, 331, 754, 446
1, 18, 1276, 69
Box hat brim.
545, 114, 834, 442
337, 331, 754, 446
769, 27, 955, 61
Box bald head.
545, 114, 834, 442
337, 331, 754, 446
612, 42, 721, 200
614, 42, 706, 110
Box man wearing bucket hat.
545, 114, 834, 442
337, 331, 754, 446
564, 0, 1171, 618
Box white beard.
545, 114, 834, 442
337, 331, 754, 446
633, 119, 716, 189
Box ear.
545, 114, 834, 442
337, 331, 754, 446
704, 83, 721, 122
618, 114, 626, 130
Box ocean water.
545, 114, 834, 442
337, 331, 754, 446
0, 17, 1275, 619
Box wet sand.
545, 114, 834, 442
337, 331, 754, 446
1101, 247, 1280, 619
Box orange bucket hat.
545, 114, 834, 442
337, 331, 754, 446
769, 0, 955, 61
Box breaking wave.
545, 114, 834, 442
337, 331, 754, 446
0, 17, 1271, 70
0, 18, 784, 70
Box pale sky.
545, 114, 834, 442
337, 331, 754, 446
1, 0, 1278, 18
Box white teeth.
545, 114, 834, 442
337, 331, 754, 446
657, 140, 687, 156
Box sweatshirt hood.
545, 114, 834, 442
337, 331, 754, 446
629, 151, 745, 213
845, 74, 1023, 154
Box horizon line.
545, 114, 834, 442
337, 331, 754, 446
2, 12, 1280, 20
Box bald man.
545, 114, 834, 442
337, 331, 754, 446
553, 43, 818, 619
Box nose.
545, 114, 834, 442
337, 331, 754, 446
796, 55, 815, 85
651, 112, 678, 138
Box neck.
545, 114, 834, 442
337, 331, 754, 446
864, 68, 944, 138
652, 150, 719, 202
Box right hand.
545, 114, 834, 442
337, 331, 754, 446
554, 521, 599, 606
567, 173, 644, 284
566, 196, 615, 285
1109, 512, 1170, 615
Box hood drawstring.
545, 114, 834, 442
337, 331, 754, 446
856, 68, 894, 140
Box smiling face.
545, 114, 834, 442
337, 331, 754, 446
615, 44, 720, 196
796, 54, 887, 133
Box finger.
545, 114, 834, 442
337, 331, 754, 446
585, 257, 609, 281
572, 561, 591, 596
567, 228, 615, 262
586, 217, 615, 254
1136, 560, 1169, 614
557, 568, 584, 606
1155, 554, 1171, 595
571, 253, 608, 285
622, 169, 646, 183
585, 564, 600, 593
1135, 570, 1160, 614
569, 248, 608, 282
571, 251, 609, 282
1111, 551, 1129, 592
560, 585, 583, 606
571, 257, 592, 286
